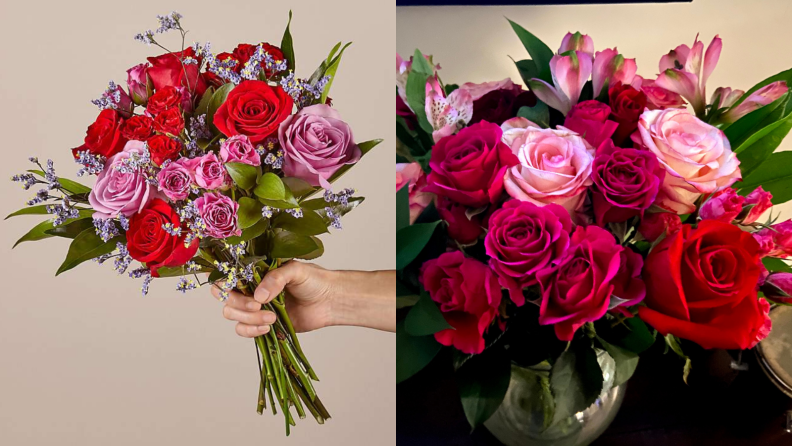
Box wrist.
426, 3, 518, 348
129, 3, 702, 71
326, 270, 396, 332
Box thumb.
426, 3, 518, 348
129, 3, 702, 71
254, 261, 308, 304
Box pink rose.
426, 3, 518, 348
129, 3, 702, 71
194, 192, 241, 239
279, 104, 360, 189
501, 117, 595, 214
396, 162, 433, 224
742, 186, 773, 224
632, 76, 686, 110
185, 152, 230, 190
699, 188, 744, 223
88, 141, 161, 219
220, 135, 261, 166
157, 158, 193, 201
636, 108, 741, 214
127, 63, 152, 105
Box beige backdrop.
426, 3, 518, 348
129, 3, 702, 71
0, 1, 394, 445
398, 0, 792, 218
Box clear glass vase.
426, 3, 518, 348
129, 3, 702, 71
485, 350, 625, 446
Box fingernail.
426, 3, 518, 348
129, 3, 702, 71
262, 311, 277, 324
247, 301, 262, 311
258, 325, 270, 332
255, 289, 270, 303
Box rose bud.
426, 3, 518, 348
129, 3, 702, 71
563, 100, 618, 148
699, 187, 745, 223
761, 272, 792, 305
739, 186, 773, 224
638, 212, 681, 243
127, 63, 153, 105
754, 219, 792, 258
436, 197, 484, 245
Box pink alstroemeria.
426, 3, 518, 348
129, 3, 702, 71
558, 32, 594, 56
710, 86, 745, 109
592, 48, 637, 98
396, 52, 440, 104
459, 78, 516, 101
425, 76, 473, 142
720, 81, 788, 124
527, 51, 592, 115
656, 35, 722, 117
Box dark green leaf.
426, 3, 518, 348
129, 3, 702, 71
320, 42, 352, 104
732, 67, 792, 108
738, 151, 792, 204
396, 221, 440, 270
397, 184, 410, 232
6, 205, 92, 219
763, 256, 792, 273
296, 236, 324, 260
513, 58, 539, 86
397, 320, 442, 384
237, 197, 263, 229
208, 269, 224, 282
195, 86, 215, 116
207, 83, 235, 132
280, 10, 295, 72
270, 229, 319, 259
405, 291, 452, 336
597, 337, 639, 387
724, 92, 788, 147
282, 177, 316, 198
225, 162, 258, 191
517, 102, 550, 128
617, 316, 656, 354
735, 112, 792, 178
13, 220, 58, 247
406, 49, 434, 134
457, 345, 511, 428
321, 139, 384, 186
254, 172, 287, 201
549, 346, 603, 426
239, 218, 270, 242
397, 295, 420, 309
56, 229, 123, 275
508, 19, 554, 83
272, 208, 328, 236
28, 170, 91, 195
156, 264, 212, 277
44, 218, 95, 239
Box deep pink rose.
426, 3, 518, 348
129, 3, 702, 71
754, 220, 792, 258
425, 121, 519, 208
563, 100, 618, 148
185, 152, 230, 190
591, 140, 664, 225
638, 212, 682, 243
761, 272, 792, 305
436, 197, 484, 245
742, 186, 773, 224
699, 188, 744, 223
127, 63, 152, 105
278, 104, 360, 189
419, 251, 501, 354
88, 141, 161, 219
157, 158, 193, 201
220, 135, 261, 166
538, 225, 645, 341
485, 200, 572, 306
396, 163, 434, 224
195, 192, 241, 239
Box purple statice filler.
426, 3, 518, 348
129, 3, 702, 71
176, 276, 198, 293
94, 218, 120, 242
11, 172, 38, 190
113, 242, 133, 274
325, 207, 342, 229
46, 197, 81, 226
91, 81, 122, 110
74, 150, 106, 176
129, 267, 153, 296
279, 73, 331, 107
285, 208, 303, 218
324, 188, 355, 206
155, 11, 182, 34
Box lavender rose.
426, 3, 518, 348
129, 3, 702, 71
278, 104, 361, 188
89, 140, 161, 219
157, 158, 193, 201
220, 134, 261, 166
185, 152, 230, 190
195, 192, 241, 239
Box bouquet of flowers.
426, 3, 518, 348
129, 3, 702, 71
396, 18, 792, 430
9, 12, 380, 435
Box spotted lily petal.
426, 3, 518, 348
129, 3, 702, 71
657, 68, 703, 115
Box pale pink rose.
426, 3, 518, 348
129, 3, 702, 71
558, 32, 594, 56
185, 152, 230, 190
396, 162, 434, 223
220, 134, 260, 166
89, 140, 161, 219
157, 158, 193, 201
721, 81, 788, 124
636, 108, 741, 214
500, 117, 595, 214
459, 78, 516, 101
425, 76, 473, 143
194, 192, 241, 239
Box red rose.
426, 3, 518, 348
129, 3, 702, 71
436, 196, 484, 245
146, 135, 183, 166
469, 86, 536, 126
638, 220, 768, 349
127, 198, 199, 277
420, 251, 501, 354
638, 212, 681, 243
121, 115, 155, 141
147, 48, 205, 93
538, 225, 645, 341
153, 107, 185, 136
233, 43, 285, 78
71, 109, 128, 158
563, 100, 619, 148
424, 121, 519, 208
608, 82, 647, 146
213, 80, 294, 144
146, 86, 183, 115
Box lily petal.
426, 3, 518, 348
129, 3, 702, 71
527, 78, 570, 115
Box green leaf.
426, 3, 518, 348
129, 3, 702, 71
28, 170, 91, 195
208, 269, 224, 282
280, 10, 295, 72
508, 19, 554, 83
397, 295, 420, 309
763, 256, 792, 273
195, 86, 215, 116
44, 218, 95, 239
683, 357, 693, 385
617, 316, 656, 354
397, 184, 410, 232
13, 220, 58, 247
513, 58, 539, 87
732, 67, 792, 108
664, 334, 686, 358
225, 162, 258, 191
517, 102, 550, 128
207, 83, 235, 132
282, 177, 316, 198
227, 218, 270, 244
56, 229, 123, 275
270, 229, 319, 259
735, 112, 792, 178
156, 264, 212, 277
549, 346, 603, 426
405, 291, 453, 336
319, 42, 352, 104
6, 205, 92, 219
272, 208, 328, 236
254, 172, 287, 201
456, 346, 511, 428
724, 92, 788, 146
296, 236, 324, 260
237, 197, 263, 229
405, 49, 435, 134
396, 221, 440, 270
397, 320, 442, 384
737, 151, 792, 205
322, 139, 384, 186
598, 337, 639, 387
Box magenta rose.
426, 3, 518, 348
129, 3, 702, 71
157, 158, 193, 201
194, 192, 241, 239
742, 186, 773, 224
185, 152, 230, 190
563, 100, 618, 148
754, 219, 792, 258
278, 104, 360, 189
425, 121, 519, 208
591, 140, 664, 225
420, 251, 501, 354
761, 272, 792, 305
485, 200, 572, 306
538, 225, 645, 341
699, 188, 744, 223
220, 134, 261, 166
127, 63, 152, 105
436, 197, 484, 245
88, 141, 161, 219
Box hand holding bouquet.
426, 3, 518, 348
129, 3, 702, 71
9, 11, 381, 435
